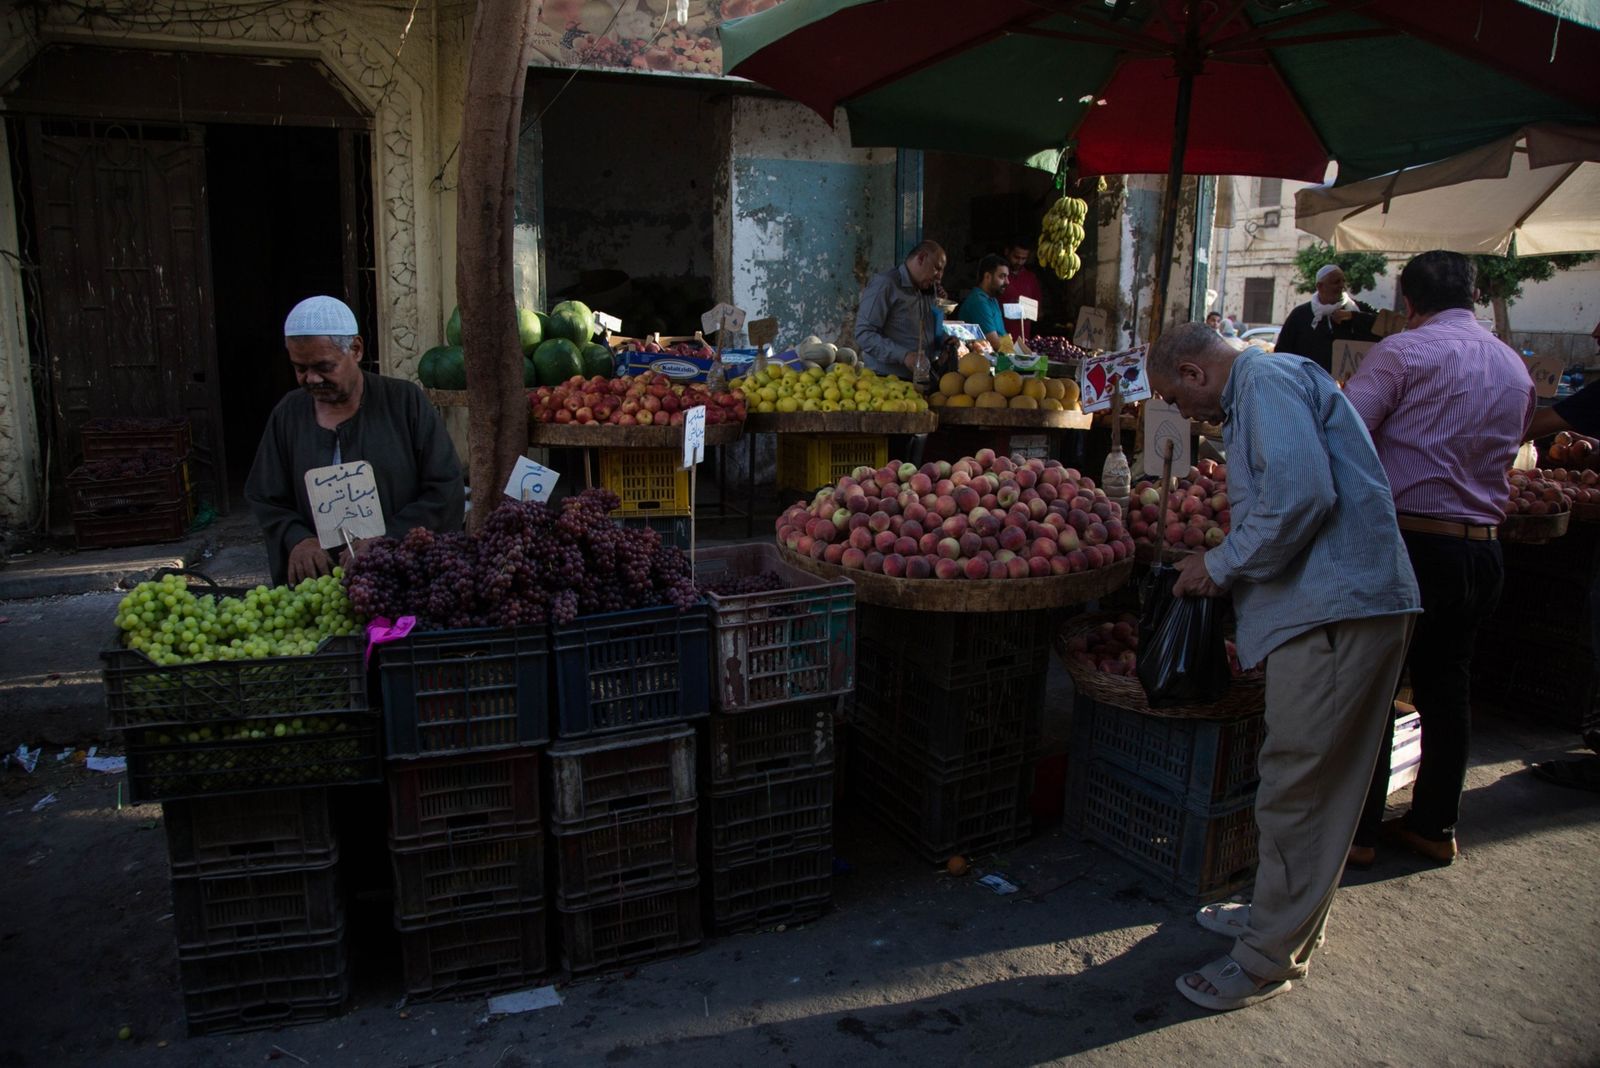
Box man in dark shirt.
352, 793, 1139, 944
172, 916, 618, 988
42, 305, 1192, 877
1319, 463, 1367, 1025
1001, 239, 1043, 340
1275, 264, 1380, 374
245, 296, 464, 586
854, 240, 948, 380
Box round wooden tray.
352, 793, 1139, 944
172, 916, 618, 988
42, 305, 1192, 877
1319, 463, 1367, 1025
1500, 510, 1571, 544
528, 422, 744, 448
777, 545, 1133, 611
744, 411, 938, 434
933, 407, 1094, 430
425, 388, 470, 408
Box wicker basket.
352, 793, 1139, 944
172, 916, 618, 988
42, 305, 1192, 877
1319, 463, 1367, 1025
1055, 614, 1264, 720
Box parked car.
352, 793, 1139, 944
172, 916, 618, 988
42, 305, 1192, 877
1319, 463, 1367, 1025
1239, 326, 1280, 351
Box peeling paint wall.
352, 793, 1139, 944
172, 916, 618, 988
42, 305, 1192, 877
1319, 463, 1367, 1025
1094, 174, 1199, 348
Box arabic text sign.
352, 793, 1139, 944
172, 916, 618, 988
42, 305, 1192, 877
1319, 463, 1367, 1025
1074, 307, 1111, 351
683, 406, 706, 470
304, 462, 386, 549
504, 456, 559, 502
1332, 339, 1377, 384
1525, 354, 1563, 398
700, 302, 748, 336
1078, 347, 1151, 413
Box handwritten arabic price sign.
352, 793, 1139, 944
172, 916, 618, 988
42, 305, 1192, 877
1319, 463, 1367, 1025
1332, 339, 1376, 385
304, 462, 386, 549
504, 456, 559, 502
682, 405, 707, 470
1074, 307, 1111, 351
1078, 347, 1150, 413
1524, 354, 1563, 398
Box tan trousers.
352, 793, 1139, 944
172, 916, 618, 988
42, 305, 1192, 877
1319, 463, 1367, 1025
1232, 612, 1415, 982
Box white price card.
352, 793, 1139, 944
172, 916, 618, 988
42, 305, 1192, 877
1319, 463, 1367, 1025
1332, 339, 1377, 385
1525, 354, 1563, 398
1074, 306, 1111, 351
747, 317, 779, 348
593, 310, 623, 336
1140, 396, 1191, 477
700, 302, 748, 336
682, 405, 706, 470
1003, 296, 1039, 322
943, 321, 986, 342
304, 461, 387, 549
504, 455, 559, 502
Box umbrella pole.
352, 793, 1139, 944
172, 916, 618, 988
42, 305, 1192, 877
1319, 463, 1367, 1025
1150, 65, 1197, 345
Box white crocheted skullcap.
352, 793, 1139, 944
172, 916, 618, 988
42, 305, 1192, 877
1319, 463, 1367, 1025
1315, 263, 1344, 283
284, 296, 359, 337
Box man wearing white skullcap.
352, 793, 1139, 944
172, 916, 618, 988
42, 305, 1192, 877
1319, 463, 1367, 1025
1274, 263, 1380, 375
245, 296, 463, 585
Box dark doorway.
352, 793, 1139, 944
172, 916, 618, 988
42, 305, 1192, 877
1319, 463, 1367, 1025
207, 124, 347, 491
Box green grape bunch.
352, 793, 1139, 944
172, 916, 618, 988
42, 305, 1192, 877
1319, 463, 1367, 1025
115, 572, 361, 666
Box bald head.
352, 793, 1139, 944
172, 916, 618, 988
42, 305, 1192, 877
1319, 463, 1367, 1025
1148, 322, 1238, 424
1149, 322, 1235, 378
906, 240, 946, 290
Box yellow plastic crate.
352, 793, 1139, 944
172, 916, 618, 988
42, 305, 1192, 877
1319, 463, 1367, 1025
776, 436, 889, 492
598, 448, 691, 517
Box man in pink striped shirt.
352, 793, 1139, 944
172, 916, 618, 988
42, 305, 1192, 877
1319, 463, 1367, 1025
1343, 250, 1535, 867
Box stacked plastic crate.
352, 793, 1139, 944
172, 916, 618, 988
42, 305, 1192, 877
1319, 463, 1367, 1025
697, 543, 856, 934
850, 606, 1047, 862
70, 417, 193, 548
377, 627, 552, 999
545, 598, 712, 973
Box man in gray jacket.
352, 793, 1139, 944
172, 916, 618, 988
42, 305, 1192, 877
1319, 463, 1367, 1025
853, 240, 947, 380
1147, 323, 1420, 1012
245, 296, 463, 586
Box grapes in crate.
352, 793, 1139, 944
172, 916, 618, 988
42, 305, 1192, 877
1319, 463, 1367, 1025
695, 570, 785, 597
115, 572, 359, 665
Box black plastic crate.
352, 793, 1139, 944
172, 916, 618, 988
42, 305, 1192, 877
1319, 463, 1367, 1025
163, 789, 335, 877
852, 638, 1043, 770
378, 626, 550, 759
709, 846, 833, 935
104, 634, 368, 731
551, 801, 698, 908
67, 458, 188, 516
558, 880, 702, 975
399, 906, 548, 1000
1071, 695, 1264, 808
547, 723, 695, 823
551, 603, 711, 738
73, 500, 189, 549
857, 604, 1053, 688
127, 727, 380, 805
80, 416, 191, 461
706, 767, 833, 868
697, 542, 856, 712
179, 930, 348, 1036
388, 750, 543, 849
391, 833, 546, 927
851, 724, 1030, 863
707, 699, 836, 786
1066, 757, 1258, 901
172, 860, 342, 954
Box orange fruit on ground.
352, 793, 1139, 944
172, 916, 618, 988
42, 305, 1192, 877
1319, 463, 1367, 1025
946, 855, 970, 876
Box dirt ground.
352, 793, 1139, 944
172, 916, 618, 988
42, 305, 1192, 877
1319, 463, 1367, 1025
1, 703, 1596, 1068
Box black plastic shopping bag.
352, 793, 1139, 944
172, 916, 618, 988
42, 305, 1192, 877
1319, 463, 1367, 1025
1137, 563, 1231, 708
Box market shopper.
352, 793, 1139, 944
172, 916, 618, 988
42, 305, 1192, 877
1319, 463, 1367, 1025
1001, 239, 1043, 339
1148, 323, 1420, 1012
245, 296, 464, 586
1344, 251, 1537, 864
1275, 264, 1380, 373
955, 254, 1020, 349
854, 240, 948, 380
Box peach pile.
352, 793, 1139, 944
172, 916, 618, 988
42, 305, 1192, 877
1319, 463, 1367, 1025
1130, 458, 1230, 551
1508, 467, 1597, 514
776, 450, 1135, 579
1547, 431, 1598, 469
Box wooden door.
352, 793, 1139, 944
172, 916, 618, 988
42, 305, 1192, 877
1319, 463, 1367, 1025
24, 118, 227, 513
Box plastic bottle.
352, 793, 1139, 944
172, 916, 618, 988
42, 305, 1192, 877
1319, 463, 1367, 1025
1513, 441, 1538, 471
1102, 441, 1131, 507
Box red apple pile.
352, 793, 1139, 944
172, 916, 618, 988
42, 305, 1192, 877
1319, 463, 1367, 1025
529, 371, 746, 427
1507, 467, 1592, 513
1129, 458, 1230, 552
776, 450, 1135, 579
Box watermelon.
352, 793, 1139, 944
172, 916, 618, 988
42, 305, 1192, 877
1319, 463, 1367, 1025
548, 300, 595, 345
533, 338, 584, 387
517, 307, 542, 354
433, 346, 467, 390
418, 345, 451, 388
524, 355, 537, 387
580, 343, 616, 379
445, 306, 462, 346
535, 311, 552, 343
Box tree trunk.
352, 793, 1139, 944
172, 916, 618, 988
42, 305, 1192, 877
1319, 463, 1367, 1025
1491, 295, 1511, 340
458, 0, 537, 533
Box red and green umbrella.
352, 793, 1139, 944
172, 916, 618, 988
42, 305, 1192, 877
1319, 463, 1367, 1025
722, 0, 1600, 327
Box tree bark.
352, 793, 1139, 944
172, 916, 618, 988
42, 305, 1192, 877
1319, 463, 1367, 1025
1491, 295, 1511, 340
458, 0, 537, 532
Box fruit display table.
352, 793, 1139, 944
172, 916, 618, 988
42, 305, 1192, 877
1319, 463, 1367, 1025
527, 423, 744, 448
744, 412, 938, 435
778, 547, 1133, 611
933, 408, 1094, 431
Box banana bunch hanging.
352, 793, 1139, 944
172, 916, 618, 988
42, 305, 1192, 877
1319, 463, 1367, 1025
1038, 196, 1088, 279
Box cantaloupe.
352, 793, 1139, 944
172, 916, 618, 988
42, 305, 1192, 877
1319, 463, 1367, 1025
945, 393, 976, 408
975, 392, 1008, 408
1023, 378, 1047, 400
929, 392, 949, 407
938, 371, 965, 396
957, 351, 989, 377
993, 370, 1023, 398
963, 371, 994, 397
1009, 395, 1039, 410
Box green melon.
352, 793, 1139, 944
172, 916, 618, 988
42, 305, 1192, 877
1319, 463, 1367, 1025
517, 307, 543, 354
418, 345, 449, 388
548, 300, 595, 345
445, 307, 462, 346
533, 338, 584, 387
524, 355, 537, 387
580, 342, 616, 379
434, 346, 467, 390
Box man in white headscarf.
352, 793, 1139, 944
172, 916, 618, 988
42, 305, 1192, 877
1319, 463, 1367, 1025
1274, 263, 1381, 374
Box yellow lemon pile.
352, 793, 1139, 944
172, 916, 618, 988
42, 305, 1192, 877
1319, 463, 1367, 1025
737, 363, 929, 414
929, 353, 1080, 411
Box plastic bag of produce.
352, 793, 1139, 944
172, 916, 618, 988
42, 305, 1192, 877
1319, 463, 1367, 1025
1136, 563, 1231, 708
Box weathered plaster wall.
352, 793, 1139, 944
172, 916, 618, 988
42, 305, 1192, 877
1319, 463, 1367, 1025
0, 120, 39, 524
0, 0, 451, 526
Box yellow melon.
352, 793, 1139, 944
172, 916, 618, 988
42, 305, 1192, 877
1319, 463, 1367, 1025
938, 371, 965, 397
1040, 398, 1064, 411
945, 393, 976, 408
1009, 394, 1039, 410
1023, 378, 1047, 400
975, 392, 1008, 409
929, 392, 948, 407
993, 370, 1023, 398
1043, 378, 1066, 401
957, 351, 989, 377
963, 371, 994, 397
1060, 379, 1081, 407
